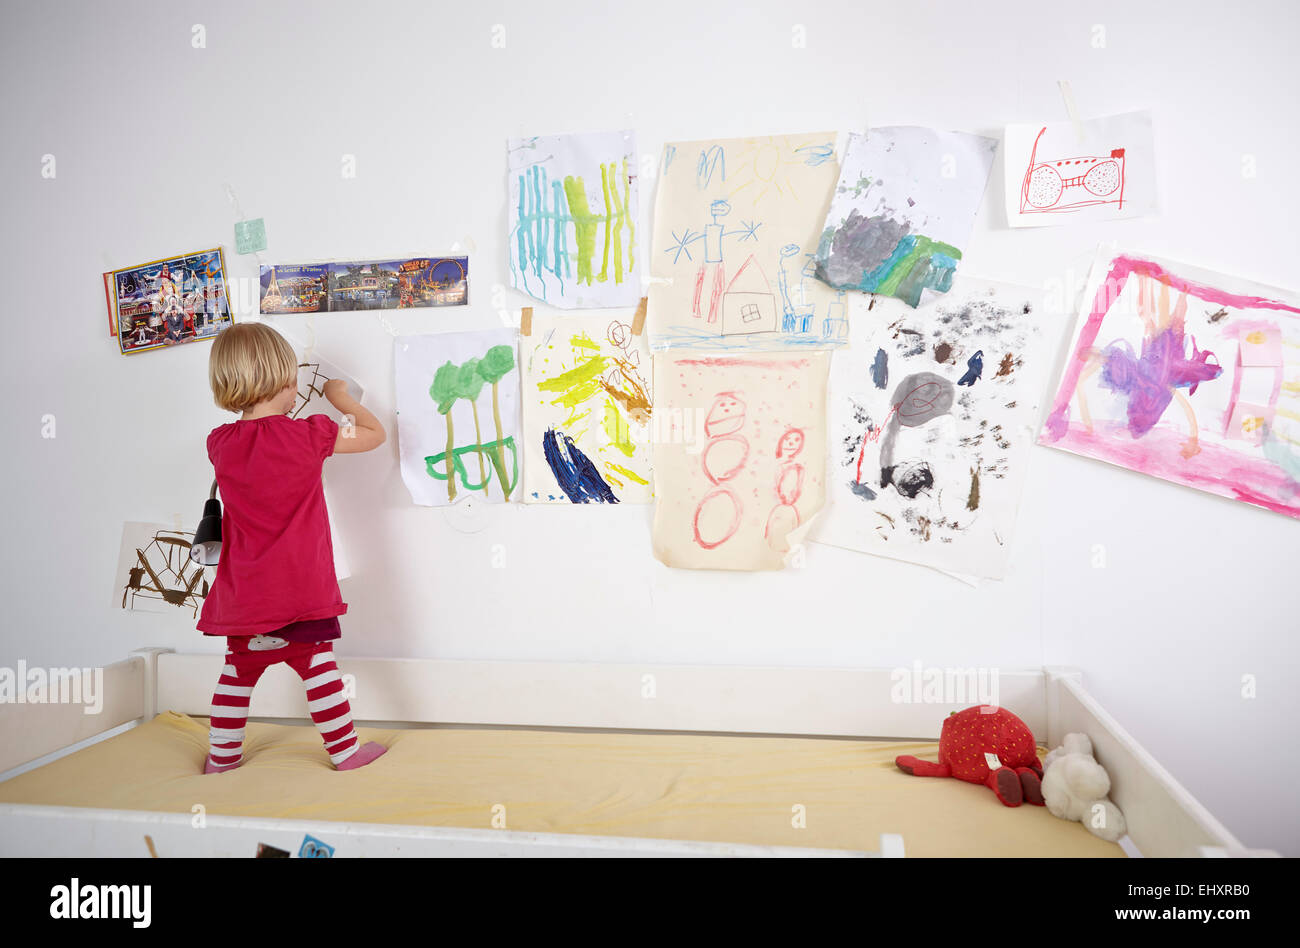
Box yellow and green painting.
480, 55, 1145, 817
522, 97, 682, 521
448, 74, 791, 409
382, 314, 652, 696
522, 310, 653, 504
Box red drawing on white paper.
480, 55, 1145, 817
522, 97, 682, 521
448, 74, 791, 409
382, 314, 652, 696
1019, 127, 1126, 215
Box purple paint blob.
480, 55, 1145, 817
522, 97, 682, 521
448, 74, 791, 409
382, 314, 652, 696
1098, 327, 1222, 437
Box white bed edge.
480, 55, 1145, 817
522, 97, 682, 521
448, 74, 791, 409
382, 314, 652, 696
0, 649, 1275, 858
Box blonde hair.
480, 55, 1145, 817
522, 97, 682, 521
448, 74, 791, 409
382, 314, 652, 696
208, 322, 297, 413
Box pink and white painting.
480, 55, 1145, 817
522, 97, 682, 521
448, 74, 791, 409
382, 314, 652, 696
652, 351, 829, 570
1039, 250, 1300, 519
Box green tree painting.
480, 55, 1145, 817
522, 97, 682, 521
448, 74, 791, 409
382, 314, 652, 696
477, 344, 516, 501
429, 361, 462, 501
424, 344, 518, 503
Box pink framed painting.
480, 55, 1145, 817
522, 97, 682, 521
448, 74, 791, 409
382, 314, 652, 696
1040, 250, 1300, 519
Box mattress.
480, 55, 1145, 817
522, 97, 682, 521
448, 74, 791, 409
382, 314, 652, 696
0, 711, 1123, 857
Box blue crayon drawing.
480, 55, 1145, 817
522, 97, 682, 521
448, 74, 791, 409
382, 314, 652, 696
651, 134, 851, 352
795, 142, 835, 166
697, 145, 725, 189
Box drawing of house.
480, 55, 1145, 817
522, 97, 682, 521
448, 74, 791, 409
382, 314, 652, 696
720, 255, 777, 336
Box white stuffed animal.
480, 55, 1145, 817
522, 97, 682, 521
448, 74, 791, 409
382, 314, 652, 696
1041, 733, 1127, 842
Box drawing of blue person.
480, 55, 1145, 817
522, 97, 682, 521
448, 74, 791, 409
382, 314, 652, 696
692, 200, 732, 323
776, 245, 850, 341
778, 244, 816, 333
823, 288, 849, 342
663, 188, 765, 327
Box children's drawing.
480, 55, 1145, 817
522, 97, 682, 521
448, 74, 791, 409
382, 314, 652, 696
1021, 133, 1124, 214
508, 130, 639, 309
648, 133, 848, 351
813, 128, 996, 308
652, 352, 829, 570
395, 329, 520, 507
522, 311, 653, 504
260, 257, 469, 313
290, 356, 361, 422
104, 248, 232, 355
812, 277, 1050, 580
1003, 111, 1156, 227
113, 523, 209, 615
282, 345, 361, 579
1040, 251, 1300, 520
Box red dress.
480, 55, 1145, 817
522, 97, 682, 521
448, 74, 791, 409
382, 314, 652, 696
196, 414, 345, 637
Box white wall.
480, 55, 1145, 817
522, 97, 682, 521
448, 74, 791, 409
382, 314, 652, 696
1, 0, 1296, 854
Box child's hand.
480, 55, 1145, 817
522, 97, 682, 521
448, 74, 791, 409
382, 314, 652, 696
323, 379, 354, 409
319, 378, 386, 453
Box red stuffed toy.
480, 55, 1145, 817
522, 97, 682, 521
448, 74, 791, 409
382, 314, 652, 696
895, 705, 1045, 807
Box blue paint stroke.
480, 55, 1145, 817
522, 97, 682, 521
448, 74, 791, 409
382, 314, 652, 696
542, 429, 619, 504
813, 210, 961, 307
848, 480, 877, 500
510, 163, 573, 303
957, 350, 984, 387
870, 348, 889, 389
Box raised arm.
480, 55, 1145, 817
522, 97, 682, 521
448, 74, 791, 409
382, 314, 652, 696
322, 379, 386, 454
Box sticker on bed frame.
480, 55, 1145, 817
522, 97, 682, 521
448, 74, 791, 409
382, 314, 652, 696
298, 834, 335, 858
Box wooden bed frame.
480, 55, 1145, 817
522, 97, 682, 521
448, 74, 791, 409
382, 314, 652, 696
0, 648, 1270, 858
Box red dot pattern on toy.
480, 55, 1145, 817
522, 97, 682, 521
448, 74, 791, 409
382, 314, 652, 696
894, 705, 1046, 807
939, 705, 1039, 781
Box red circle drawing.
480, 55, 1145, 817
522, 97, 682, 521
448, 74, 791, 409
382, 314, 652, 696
775, 463, 805, 506
704, 393, 746, 438
1026, 165, 1063, 208
1083, 160, 1120, 196
693, 488, 742, 550
898, 381, 947, 419
702, 434, 750, 484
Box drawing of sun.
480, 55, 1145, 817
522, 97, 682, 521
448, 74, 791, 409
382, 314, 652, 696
728, 136, 817, 206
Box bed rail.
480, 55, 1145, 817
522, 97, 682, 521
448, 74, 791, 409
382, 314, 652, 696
153, 650, 1049, 738
0, 656, 145, 774
1045, 669, 1270, 858
0, 804, 900, 858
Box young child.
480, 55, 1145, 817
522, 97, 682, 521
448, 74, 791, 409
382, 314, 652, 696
197, 322, 387, 773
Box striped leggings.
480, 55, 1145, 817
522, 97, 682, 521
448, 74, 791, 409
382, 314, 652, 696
208, 638, 359, 768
